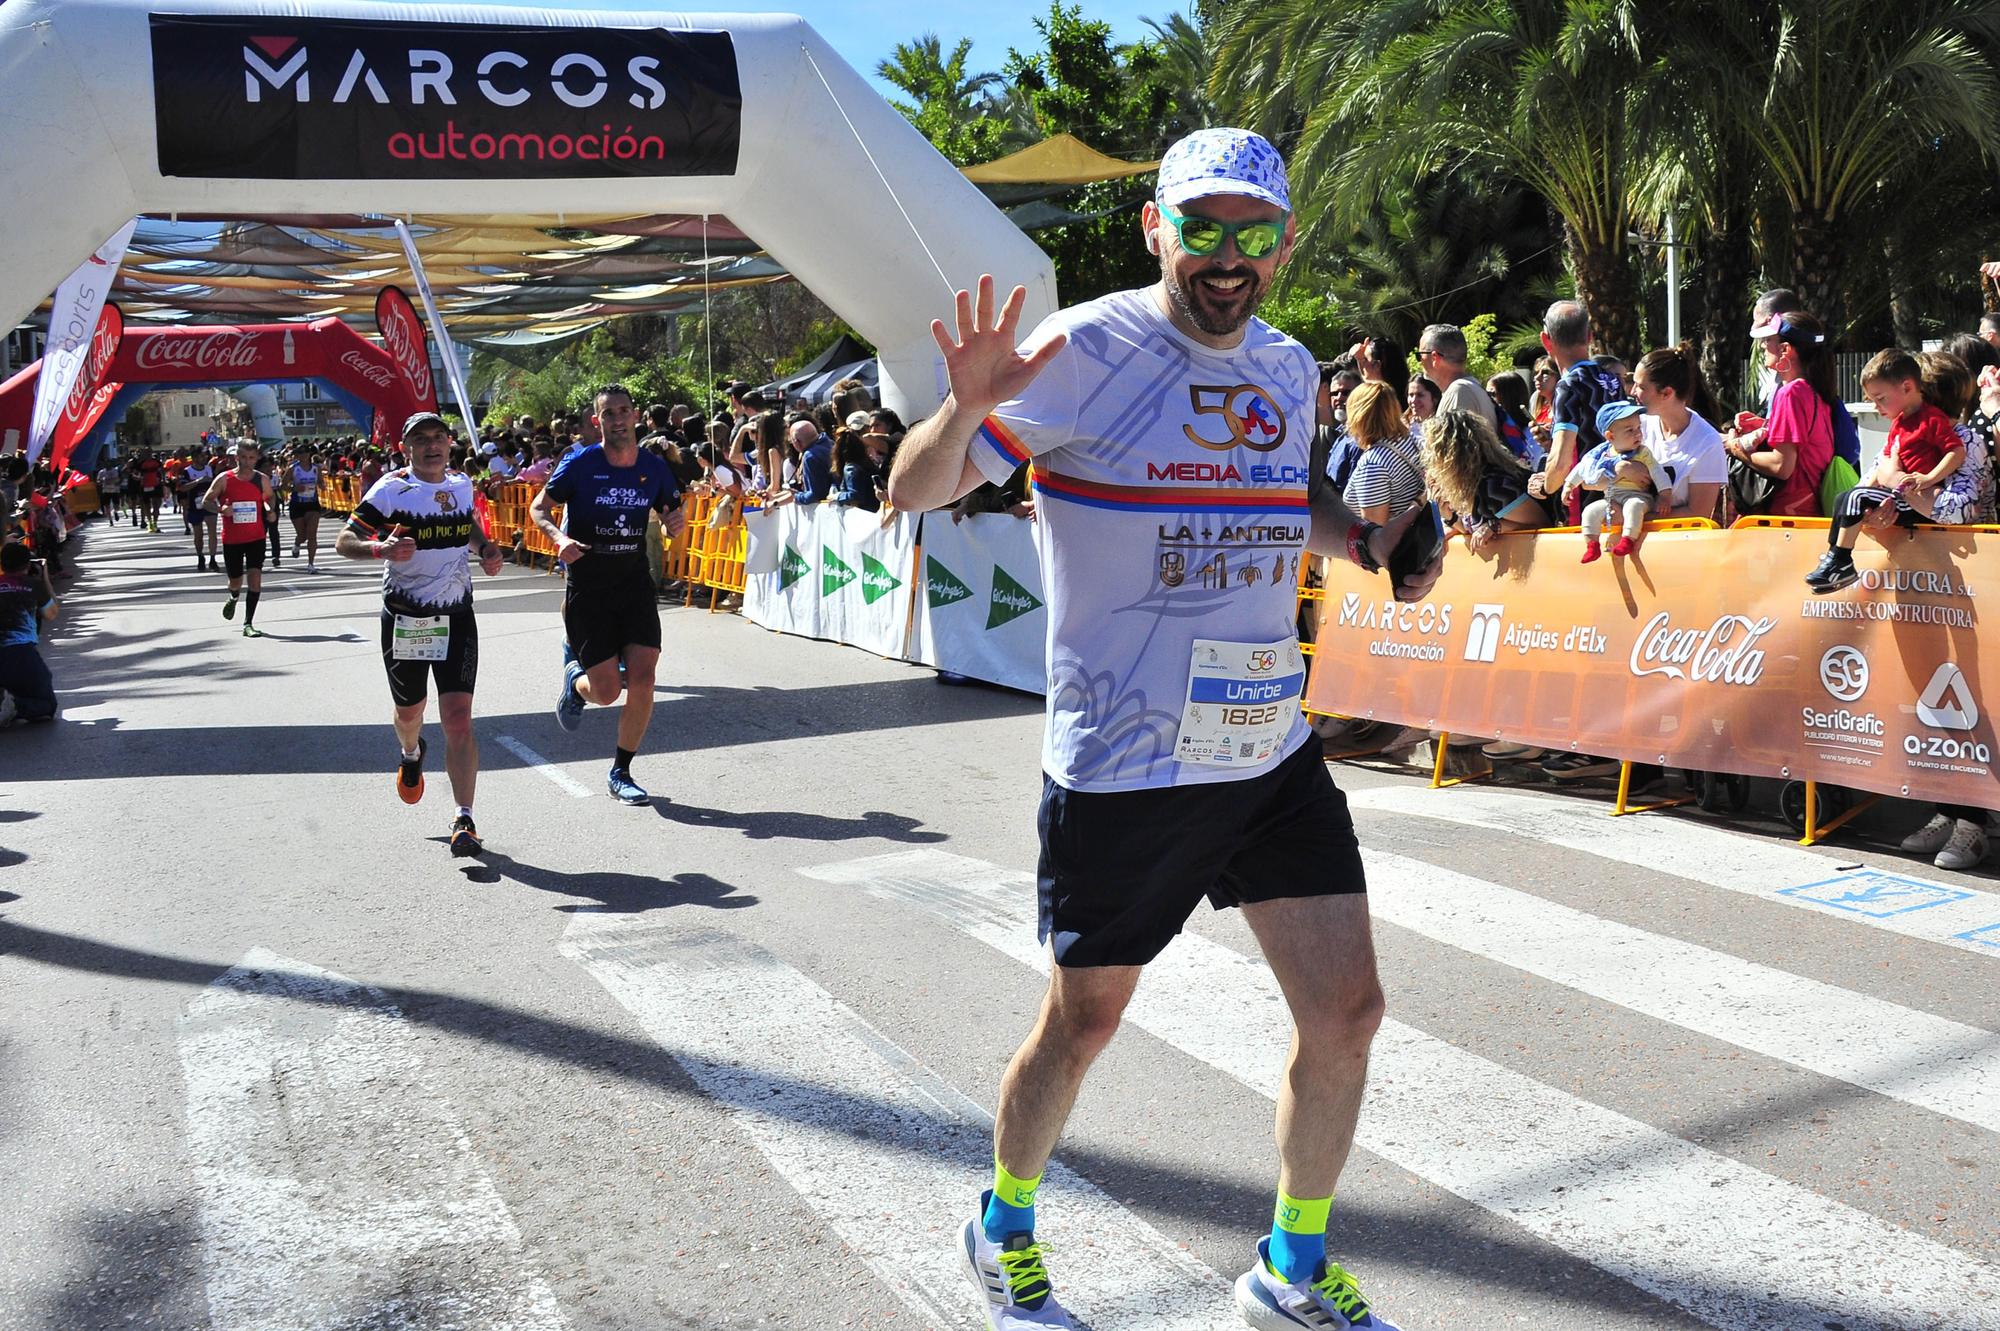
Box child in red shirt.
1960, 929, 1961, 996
1806, 348, 1964, 593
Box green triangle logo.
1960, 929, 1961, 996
987, 563, 1043, 630
925, 556, 973, 609
779, 543, 810, 590
860, 552, 903, 605
822, 544, 856, 596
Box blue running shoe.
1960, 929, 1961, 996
607, 766, 649, 804
555, 661, 585, 731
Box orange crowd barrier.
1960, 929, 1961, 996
674, 488, 750, 611
317, 474, 361, 514
1299, 518, 2000, 814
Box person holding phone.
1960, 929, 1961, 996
887, 128, 1434, 1331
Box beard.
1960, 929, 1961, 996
1161, 255, 1269, 336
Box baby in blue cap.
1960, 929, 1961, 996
1563, 400, 1673, 562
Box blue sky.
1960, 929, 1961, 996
697, 0, 1184, 102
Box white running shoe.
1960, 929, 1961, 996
1901, 813, 1955, 855
960, 1197, 1073, 1330
1935, 819, 1989, 871
1235, 1239, 1401, 1330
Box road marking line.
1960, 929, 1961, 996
1363, 847, 2000, 1134
177, 948, 566, 1331
1347, 785, 2000, 959
493, 734, 592, 799
559, 911, 1238, 1331
801, 849, 2000, 1331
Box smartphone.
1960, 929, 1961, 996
1386, 501, 1446, 586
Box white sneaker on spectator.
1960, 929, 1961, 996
1481, 739, 1544, 760
1901, 813, 1955, 855
1935, 820, 1989, 871
0, 690, 15, 729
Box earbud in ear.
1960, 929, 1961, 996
1146, 233, 1160, 255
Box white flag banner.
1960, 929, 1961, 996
26, 219, 135, 464
743, 504, 917, 659
910, 512, 1047, 694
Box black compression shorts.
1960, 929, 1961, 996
379, 605, 479, 708
222, 540, 266, 577
561, 578, 661, 670
1036, 738, 1366, 968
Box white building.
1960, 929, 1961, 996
154, 387, 236, 454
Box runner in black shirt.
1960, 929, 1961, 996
530, 384, 686, 804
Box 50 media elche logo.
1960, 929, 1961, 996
1182, 384, 1289, 453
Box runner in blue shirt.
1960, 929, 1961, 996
887, 128, 1437, 1331
530, 384, 687, 804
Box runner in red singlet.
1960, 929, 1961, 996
200, 439, 278, 638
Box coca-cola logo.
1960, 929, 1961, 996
132, 332, 266, 374
60, 318, 122, 425
337, 348, 396, 389
1629, 611, 1775, 687
376, 298, 433, 400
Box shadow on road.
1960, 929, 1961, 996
450, 849, 757, 915
652, 801, 946, 844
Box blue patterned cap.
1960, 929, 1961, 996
1155, 128, 1289, 212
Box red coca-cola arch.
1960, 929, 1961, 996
0, 314, 435, 468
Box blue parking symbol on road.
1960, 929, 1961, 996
1952, 923, 2000, 950
1779, 871, 1975, 917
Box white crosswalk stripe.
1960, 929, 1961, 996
177, 948, 567, 1331
801, 848, 2000, 1331
559, 908, 1241, 1330
1363, 847, 2000, 1134
1347, 785, 2000, 958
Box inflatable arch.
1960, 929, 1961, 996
0, 317, 435, 470
0, 1, 1060, 421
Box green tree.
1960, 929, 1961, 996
1706, 1, 2000, 340
1212, 0, 1660, 362
993, 4, 1210, 300
1309, 175, 1557, 348
877, 34, 1018, 166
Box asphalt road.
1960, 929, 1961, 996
3, 517, 1997, 1331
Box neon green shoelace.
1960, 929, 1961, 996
1311, 1262, 1371, 1320
996, 1241, 1054, 1308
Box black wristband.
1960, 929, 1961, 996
1347, 520, 1384, 574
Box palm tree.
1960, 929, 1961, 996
1210, 0, 1660, 363
1714, 1, 2000, 341
877, 35, 1014, 165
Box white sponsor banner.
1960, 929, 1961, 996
743, 504, 916, 658
27, 219, 135, 464
910, 512, 1046, 694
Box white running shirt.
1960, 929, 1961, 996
971, 287, 1318, 793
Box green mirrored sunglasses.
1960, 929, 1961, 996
1161, 206, 1288, 260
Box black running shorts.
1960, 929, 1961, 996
1037, 738, 1366, 968
222, 540, 266, 577
562, 578, 661, 671
379, 606, 479, 708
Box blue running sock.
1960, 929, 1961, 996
1268, 1192, 1332, 1283
982, 1160, 1041, 1242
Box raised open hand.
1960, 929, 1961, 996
930, 274, 1066, 414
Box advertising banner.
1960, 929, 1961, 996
391, 223, 477, 432
374, 285, 437, 409
27, 220, 134, 463
910, 513, 1048, 694
744, 505, 917, 660
1302, 523, 1999, 810
46, 304, 124, 469
149, 16, 742, 180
